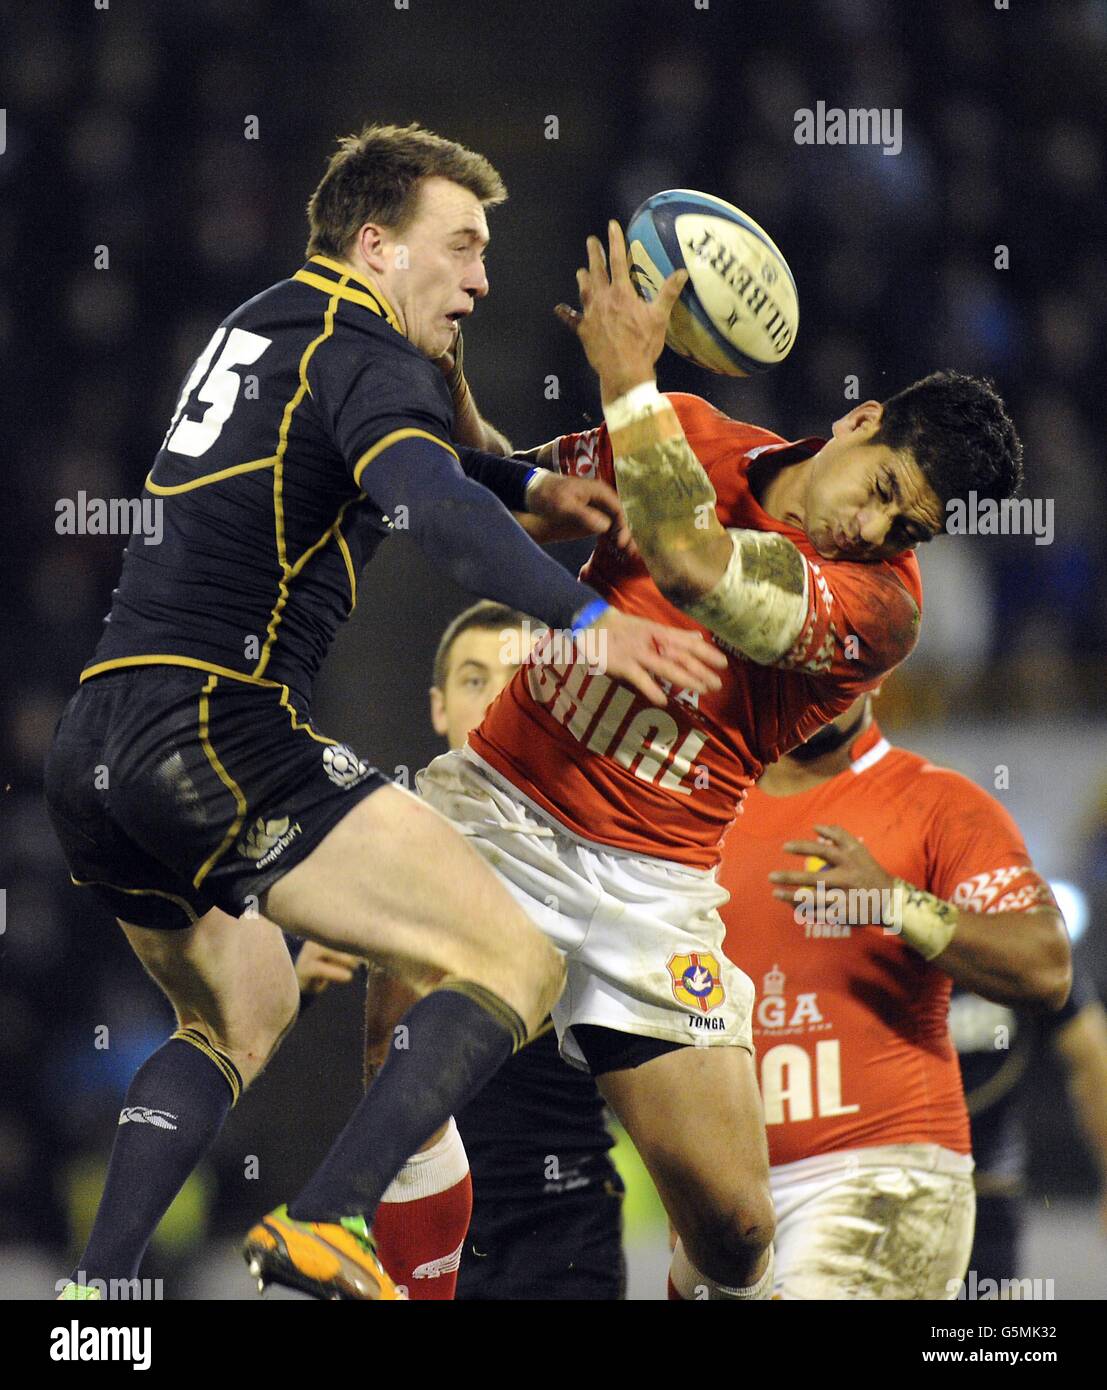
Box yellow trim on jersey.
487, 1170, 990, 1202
304, 255, 402, 332
145, 455, 279, 496
194, 675, 249, 889
69, 874, 201, 925
253, 289, 343, 680
287, 495, 359, 583
293, 269, 403, 334
266, 495, 363, 629
351, 428, 459, 490
333, 524, 357, 611
80, 656, 285, 689
277, 684, 338, 747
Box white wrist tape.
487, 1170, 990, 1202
604, 380, 664, 432
885, 879, 959, 961
684, 528, 809, 665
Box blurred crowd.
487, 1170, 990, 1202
1, 0, 1105, 1282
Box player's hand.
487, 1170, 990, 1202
555, 220, 687, 402
294, 941, 362, 996
769, 823, 896, 916
586, 607, 726, 706
433, 323, 465, 395
526, 471, 633, 548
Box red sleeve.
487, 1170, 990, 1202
776, 555, 921, 689
922, 771, 1057, 914
557, 425, 614, 486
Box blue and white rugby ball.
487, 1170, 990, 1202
627, 189, 799, 376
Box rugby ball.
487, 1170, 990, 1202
627, 189, 798, 376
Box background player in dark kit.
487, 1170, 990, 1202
363, 602, 625, 1300
951, 972, 1107, 1280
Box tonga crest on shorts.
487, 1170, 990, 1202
667, 951, 726, 1013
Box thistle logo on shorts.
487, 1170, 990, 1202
237, 814, 302, 868
323, 743, 371, 788
668, 951, 726, 1014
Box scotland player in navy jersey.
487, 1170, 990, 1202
45, 123, 723, 1301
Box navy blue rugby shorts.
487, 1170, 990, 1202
44, 666, 389, 929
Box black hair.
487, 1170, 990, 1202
875, 370, 1023, 511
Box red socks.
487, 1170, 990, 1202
372, 1118, 472, 1300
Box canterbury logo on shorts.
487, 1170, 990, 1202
118, 1106, 178, 1130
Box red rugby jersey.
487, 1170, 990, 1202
470, 393, 923, 868
719, 721, 1057, 1164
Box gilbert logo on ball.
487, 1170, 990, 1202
628, 189, 798, 377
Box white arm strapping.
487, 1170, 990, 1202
683, 528, 810, 665
604, 382, 809, 665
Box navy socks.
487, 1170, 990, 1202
73, 1030, 241, 1287
288, 982, 524, 1225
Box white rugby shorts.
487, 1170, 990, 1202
417, 747, 755, 1069
770, 1143, 976, 1299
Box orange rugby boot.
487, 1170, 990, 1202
243, 1204, 404, 1301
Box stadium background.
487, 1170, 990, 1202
2, 0, 1105, 1298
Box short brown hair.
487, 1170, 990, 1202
306, 122, 507, 258
433, 602, 532, 690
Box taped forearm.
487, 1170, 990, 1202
885, 881, 959, 961
446, 331, 513, 455
607, 385, 718, 560
605, 383, 808, 664
683, 528, 809, 665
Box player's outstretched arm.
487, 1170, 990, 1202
363, 434, 725, 705
557, 221, 810, 665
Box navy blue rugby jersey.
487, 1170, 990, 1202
950, 970, 1090, 1185
84, 256, 472, 702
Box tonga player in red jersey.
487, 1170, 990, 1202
417, 224, 1023, 1298
723, 691, 1070, 1298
